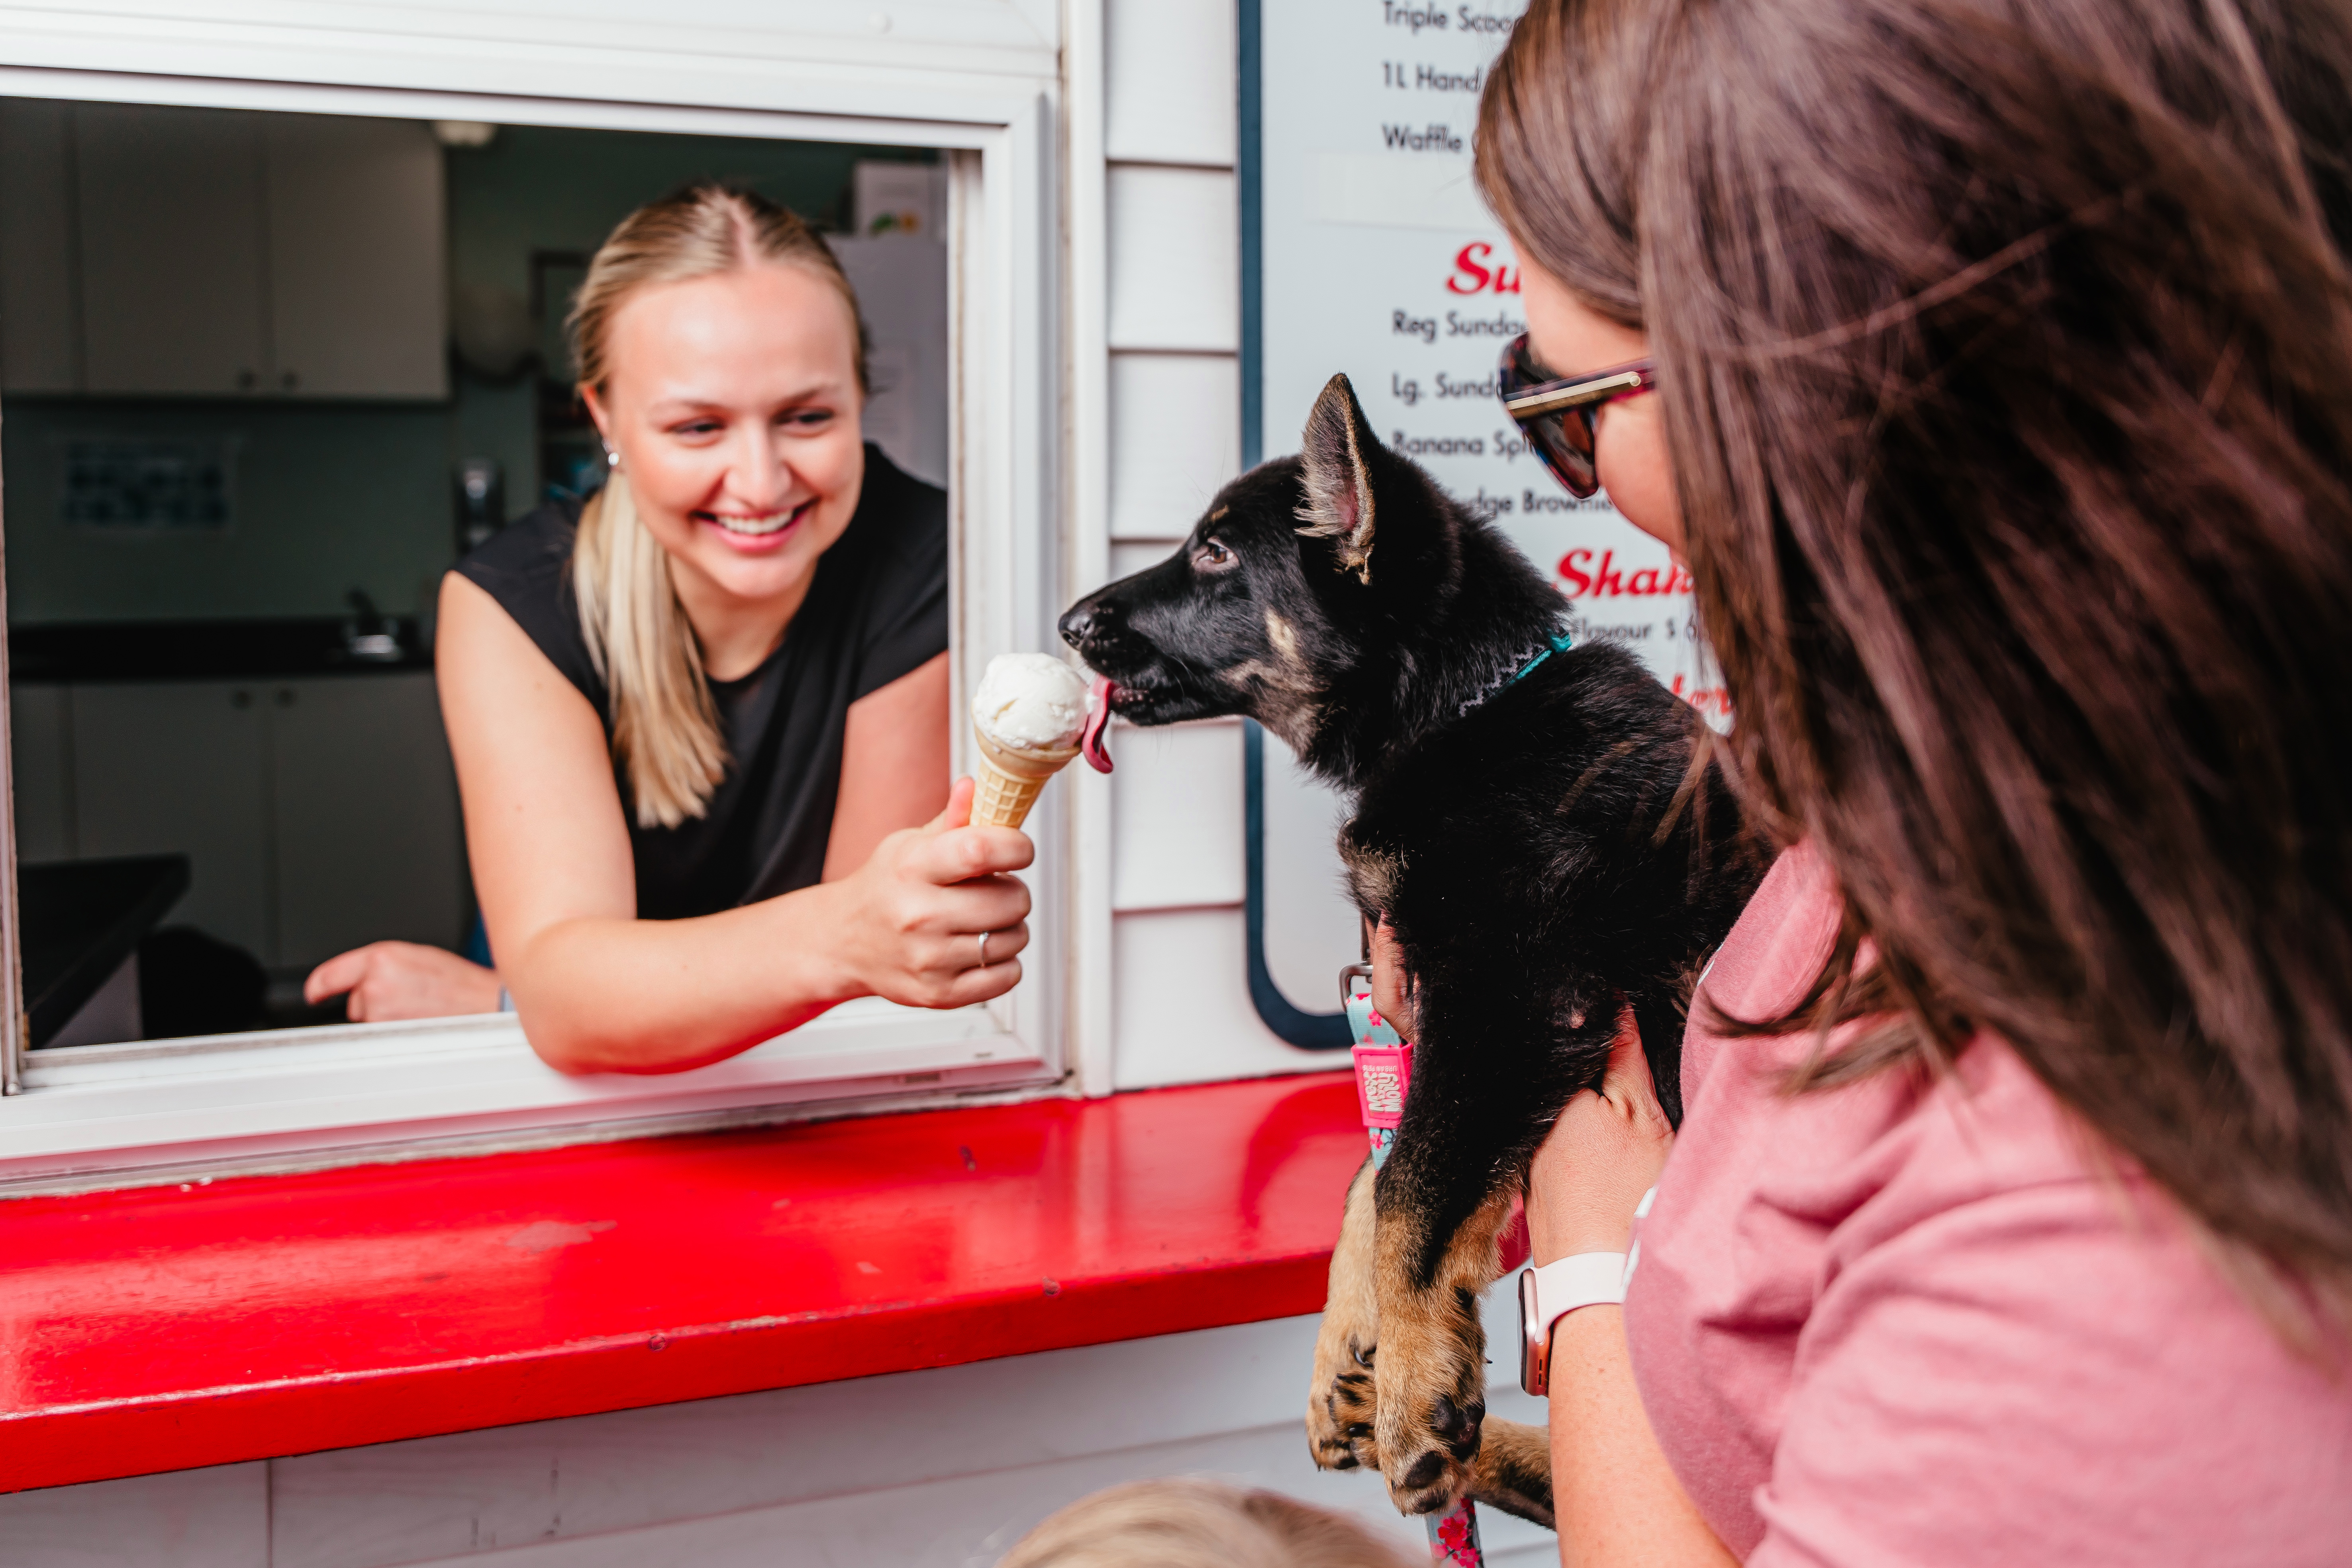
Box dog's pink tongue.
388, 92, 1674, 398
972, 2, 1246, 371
1082, 677, 1116, 774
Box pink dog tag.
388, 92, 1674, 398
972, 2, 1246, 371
1344, 978, 1412, 1131
1352, 1045, 1411, 1130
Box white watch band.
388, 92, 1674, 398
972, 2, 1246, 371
1518, 1251, 1629, 1396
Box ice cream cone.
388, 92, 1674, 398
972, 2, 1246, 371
971, 729, 1080, 829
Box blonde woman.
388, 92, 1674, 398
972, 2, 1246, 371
304, 185, 1029, 1071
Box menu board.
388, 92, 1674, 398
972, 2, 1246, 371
1247, 0, 1719, 1024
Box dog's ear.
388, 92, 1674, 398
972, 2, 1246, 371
1295, 374, 1380, 584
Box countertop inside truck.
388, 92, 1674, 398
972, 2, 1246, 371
9, 616, 432, 682
0, 1072, 1364, 1494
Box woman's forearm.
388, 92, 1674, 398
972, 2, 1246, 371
505, 882, 864, 1074
1549, 1305, 1735, 1568
1523, 1020, 1733, 1565
497, 789, 1033, 1074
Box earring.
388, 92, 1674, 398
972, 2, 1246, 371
605, 448, 619, 468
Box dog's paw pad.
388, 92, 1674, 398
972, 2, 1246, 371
1400, 1451, 1449, 1492
1432, 1394, 1484, 1460
1371, 1311, 1489, 1513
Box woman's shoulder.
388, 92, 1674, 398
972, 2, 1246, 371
1674, 842, 2159, 1233
457, 496, 584, 593
1676, 841, 1838, 1094
453, 496, 604, 706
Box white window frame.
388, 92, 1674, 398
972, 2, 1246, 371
0, 18, 1098, 1192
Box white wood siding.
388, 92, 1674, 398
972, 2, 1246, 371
2, 1462, 270, 1566
1109, 720, 1245, 912
1114, 908, 1359, 1089
1098, 0, 1313, 1087
1104, 0, 1234, 165
1106, 167, 1238, 354
1108, 352, 1242, 541
0, 1308, 1557, 1566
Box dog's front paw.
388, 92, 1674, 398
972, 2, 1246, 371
1306, 1311, 1382, 1473
1371, 1282, 1488, 1514
1306, 1156, 1383, 1474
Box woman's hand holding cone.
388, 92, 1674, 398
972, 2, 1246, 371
828, 776, 1034, 1008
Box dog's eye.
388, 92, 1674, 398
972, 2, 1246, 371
1194, 538, 1236, 571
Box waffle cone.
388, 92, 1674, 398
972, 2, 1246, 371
971, 730, 1080, 829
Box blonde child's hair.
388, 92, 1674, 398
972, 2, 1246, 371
566, 184, 868, 828
996, 1479, 1417, 1568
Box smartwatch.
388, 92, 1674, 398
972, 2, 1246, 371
1518, 1251, 1628, 1396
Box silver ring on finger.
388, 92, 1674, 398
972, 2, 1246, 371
977, 929, 993, 968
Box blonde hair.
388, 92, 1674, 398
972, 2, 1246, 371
567, 184, 868, 828
996, 1480, 1417, 1568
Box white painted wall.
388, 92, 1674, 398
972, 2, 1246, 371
0, 1301, 1556, 1567
1099, 0, 1347, 1092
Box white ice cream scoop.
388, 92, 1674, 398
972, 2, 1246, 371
969, 653, 1094, 829
972, 652, 1092, 751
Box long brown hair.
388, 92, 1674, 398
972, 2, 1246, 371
568, 184, 868, 828
1480, 0, 2352, 1326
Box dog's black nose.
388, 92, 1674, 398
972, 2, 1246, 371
1058, 597, 1115, 649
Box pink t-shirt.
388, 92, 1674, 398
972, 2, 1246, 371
1624, 841, 2352, 1565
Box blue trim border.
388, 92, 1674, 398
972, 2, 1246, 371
1239, 0, 1264, 472
1245, 722, 1352, 1047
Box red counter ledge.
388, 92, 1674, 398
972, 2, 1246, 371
0, 1073, 1362, 1494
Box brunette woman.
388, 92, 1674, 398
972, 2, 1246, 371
305, 186, 1028, 1070
1481, 0, 2352, 1558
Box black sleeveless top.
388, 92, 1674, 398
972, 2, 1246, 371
457, 446, 949, 920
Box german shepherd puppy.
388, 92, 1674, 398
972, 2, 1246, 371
1059, 374, 1764, 1524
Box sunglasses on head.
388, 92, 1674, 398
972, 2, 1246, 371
1497, 332, 1658, 500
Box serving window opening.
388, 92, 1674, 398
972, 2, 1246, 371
0, 102, 951, 1057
